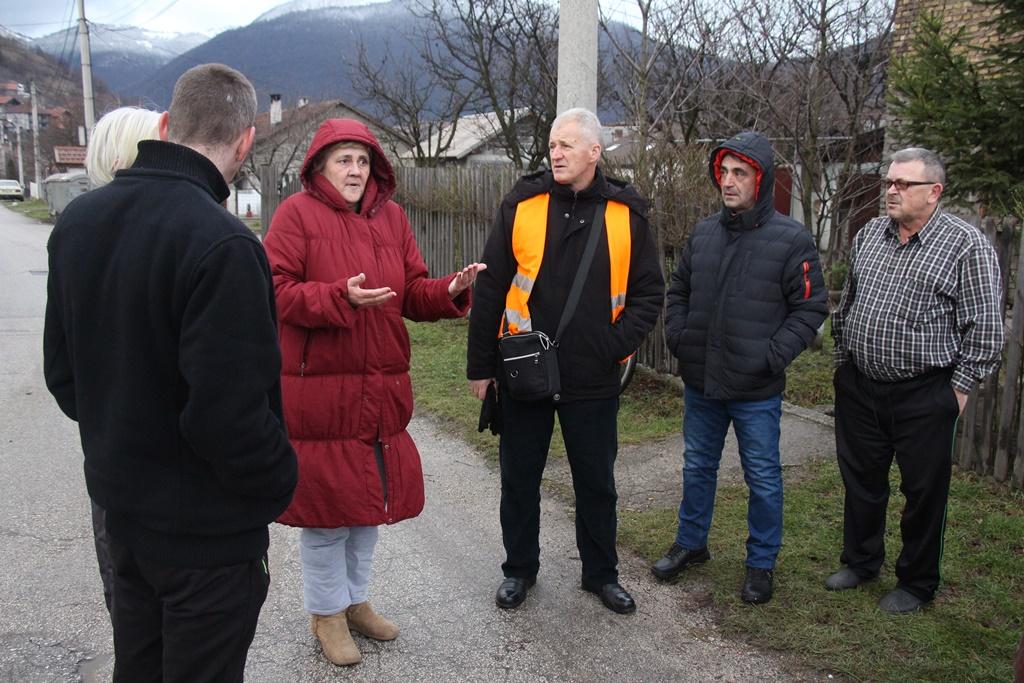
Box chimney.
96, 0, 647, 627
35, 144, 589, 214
297, 97, 309, 108
270, 94, 282, 126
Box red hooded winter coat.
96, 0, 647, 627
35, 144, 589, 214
263, 119, 470, 528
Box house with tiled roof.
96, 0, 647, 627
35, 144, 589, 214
52, 145, 87, 172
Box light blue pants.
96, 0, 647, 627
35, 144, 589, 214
300, 526, 379, 615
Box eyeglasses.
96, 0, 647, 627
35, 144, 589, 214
883, 178, 936, 191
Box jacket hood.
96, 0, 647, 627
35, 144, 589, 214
507, 167, 648, 218
300, 118, 396, 216
708, 131, 775, 228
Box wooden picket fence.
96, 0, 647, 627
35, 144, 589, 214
956, 217, 1023, 488
260, 164, 1024, 489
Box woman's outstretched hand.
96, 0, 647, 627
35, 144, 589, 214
449, 263, 487, 298
347, 273, 396, 308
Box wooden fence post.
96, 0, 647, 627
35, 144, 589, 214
996, 222, 1023, 481
259, 164, 279, 236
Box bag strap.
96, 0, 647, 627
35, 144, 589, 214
554, 200, 606, 344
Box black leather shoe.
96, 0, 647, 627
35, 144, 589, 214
495, 576, 535, 609
583, 582, 637, 614
740, 567, 774, 604
650, 543, 710, 581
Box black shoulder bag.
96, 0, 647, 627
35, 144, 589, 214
498, 201, 606, 401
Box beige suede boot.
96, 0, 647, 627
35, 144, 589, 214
346, 601, 399, 641
310, 612, 361, 666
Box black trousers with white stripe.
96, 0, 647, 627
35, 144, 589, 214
833, 363, 959, 601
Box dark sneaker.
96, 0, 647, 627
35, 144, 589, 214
740, 567, 774, 604
650, 543, 710, 581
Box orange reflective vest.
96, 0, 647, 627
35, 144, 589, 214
501, 193, 632, 336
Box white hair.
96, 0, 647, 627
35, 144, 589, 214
86, 107, 162, 186
551, 108, 602, 146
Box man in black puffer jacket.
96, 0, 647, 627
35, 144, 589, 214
649, 131, 828, 604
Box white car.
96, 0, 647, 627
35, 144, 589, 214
0, 179, 24, 201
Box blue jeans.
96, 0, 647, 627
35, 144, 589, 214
675, 386, 783, 569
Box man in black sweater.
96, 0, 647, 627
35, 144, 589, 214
43, 64, 297, 682
650, 131, 828, 604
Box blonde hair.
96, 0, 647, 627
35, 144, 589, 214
86, 107, 162, 186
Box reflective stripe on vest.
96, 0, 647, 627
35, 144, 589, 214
500, 193, 632, 336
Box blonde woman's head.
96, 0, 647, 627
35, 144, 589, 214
86, 107, 162, 186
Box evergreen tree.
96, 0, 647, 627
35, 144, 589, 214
887, 1, 1024, 214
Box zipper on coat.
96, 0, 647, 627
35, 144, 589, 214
802, 260, 812, 300
374, 439, 389, 518
299, 330, 312, 376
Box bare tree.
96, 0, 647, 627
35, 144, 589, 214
411, 0, 558, 169
244, 101, 336, 194
720, 0, 892, 261
349, 42, 473, 166
599, 0, 736, 251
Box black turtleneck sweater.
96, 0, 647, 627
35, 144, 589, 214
44, 140, 297, 567
467, 168, 664, 401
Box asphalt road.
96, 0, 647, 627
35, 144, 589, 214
0, 204, 823, 682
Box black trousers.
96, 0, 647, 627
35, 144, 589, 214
498, 389, 620, 587
90, 500, 114, 613
108, 536, 270, 683
833, 363, 959, 601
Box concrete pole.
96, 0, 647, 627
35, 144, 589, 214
0, 126, 6, 178
556, 0, 599, 115
77, 0, 96, 139
16, 126, 25, 187
31, 82, 42, 194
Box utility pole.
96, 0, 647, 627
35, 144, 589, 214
16, 125, 25, 187
556, 0, 599, 115
31, 81, 42, 196
77, 0, 96, 138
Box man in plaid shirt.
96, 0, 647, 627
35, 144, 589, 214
827, 147, 1004, 613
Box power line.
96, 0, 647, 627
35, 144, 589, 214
98, 0, 155, 26
138, 0, 184, 25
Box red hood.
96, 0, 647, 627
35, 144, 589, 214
300, 118, 396, 216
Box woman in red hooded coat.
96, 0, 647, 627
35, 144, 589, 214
263, 119, 484, 667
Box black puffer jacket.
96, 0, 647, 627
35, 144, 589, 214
666, 131, 828, 400
467, 168, 664, 401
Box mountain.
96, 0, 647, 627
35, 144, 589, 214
122, 0, 419, 110
253, 0, 392, 22
32, 25, 207, 97
0, 32, 116, 111
0, 25, 31, 45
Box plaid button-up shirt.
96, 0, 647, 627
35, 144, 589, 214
832, 208, 1004, 393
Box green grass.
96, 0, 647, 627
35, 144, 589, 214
408, 316, 1022, 681
619, 459, 1024, 683
407, 318, 683, 462
407, 318, 502, 460
784, 317, 836, 408
3, 198, 53, 223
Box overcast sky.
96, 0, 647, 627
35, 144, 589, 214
4, 0, 643, 39
5, 0, 309, 38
